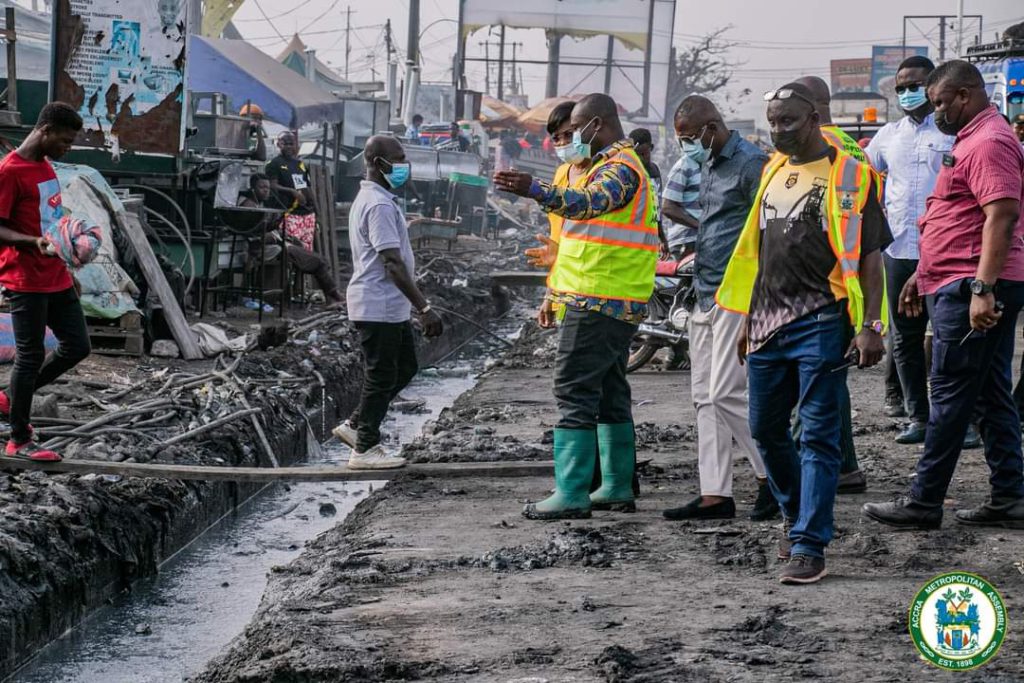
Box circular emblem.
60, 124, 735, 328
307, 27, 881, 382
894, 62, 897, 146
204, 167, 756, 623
909, 572, 1007, 671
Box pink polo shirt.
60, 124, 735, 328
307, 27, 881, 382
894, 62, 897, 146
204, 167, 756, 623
917, 105, 1024, 296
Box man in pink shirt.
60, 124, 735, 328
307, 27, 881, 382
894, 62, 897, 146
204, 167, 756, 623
864, 60, 1024, 530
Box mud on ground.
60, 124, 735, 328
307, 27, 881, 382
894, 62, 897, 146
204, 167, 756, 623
196, 322, 1024, 682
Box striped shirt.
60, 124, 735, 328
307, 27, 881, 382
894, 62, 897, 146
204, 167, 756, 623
663, 154, 701, 248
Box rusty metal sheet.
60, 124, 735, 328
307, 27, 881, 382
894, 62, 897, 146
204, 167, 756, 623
52, 0, 188, 156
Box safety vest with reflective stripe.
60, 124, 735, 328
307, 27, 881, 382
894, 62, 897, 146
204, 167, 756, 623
547, 146, 659, 303
716, 149, 888, 331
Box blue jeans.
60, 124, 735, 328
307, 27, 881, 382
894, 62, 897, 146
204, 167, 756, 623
911, 279, 1024, 505
748, 304, 847, 559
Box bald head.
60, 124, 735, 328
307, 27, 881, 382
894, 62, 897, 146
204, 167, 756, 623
794, 76, 832, 123
569, 93, 625, 153
675, 95, 722, 127
674, 95, 730, 157
364, 135, 407, 187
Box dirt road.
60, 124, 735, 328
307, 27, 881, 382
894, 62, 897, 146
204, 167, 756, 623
198, 323, 1024, 682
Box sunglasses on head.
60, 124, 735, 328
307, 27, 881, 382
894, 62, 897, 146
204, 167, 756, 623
895, 82, 924, 94
763, 88, 816, 108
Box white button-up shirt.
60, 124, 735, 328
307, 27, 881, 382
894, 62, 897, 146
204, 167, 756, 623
866, 113, 954, 260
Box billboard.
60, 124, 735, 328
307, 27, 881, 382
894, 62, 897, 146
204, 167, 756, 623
52, 0, 189, 156
831, 58, 872, 94
459, 0, 676, 122
871, 45, 928, 94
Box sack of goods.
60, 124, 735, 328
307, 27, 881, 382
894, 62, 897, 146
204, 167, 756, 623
48, 215, 103, 267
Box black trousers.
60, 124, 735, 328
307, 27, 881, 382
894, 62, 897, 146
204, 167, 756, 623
7, 287, 91, 443
348, 321, 418, 452
553, 308, 635, 429
884, 254, 930, 423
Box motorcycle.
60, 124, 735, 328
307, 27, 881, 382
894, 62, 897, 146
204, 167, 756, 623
627, 254, 696, 373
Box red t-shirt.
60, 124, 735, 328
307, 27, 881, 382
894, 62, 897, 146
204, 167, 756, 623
0, 152, 73, 293
917, 106, 1024, 295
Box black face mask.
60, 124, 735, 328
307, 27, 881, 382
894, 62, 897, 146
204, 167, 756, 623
934, 98, 967, 136
771, 116, 811, 156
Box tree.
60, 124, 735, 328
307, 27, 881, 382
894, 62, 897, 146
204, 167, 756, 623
665, 26, 749, 126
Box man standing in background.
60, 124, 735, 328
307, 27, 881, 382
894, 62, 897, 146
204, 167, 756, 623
661, 95, 776, 522
662, 110, 703, 260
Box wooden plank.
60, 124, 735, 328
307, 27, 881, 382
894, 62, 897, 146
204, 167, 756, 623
5, 459, 555, 482
114, 211, 204, 360
490, 271, 548, 287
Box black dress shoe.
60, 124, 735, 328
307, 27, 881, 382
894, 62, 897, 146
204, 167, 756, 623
862, 496, 942, 529
837, 469, 867, 494
955, 497, 1024, 528
962, 424, 982, 450
750, 483, 780, 521
895, 422, 927, 445
663, 495, 735, 521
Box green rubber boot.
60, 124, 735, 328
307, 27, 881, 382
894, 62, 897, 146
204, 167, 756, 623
590, 423, 637, 512
523, 428, 596, 520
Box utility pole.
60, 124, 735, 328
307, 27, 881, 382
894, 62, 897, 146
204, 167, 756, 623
939, 17, 946, 61
481, 41, 490, 94
545, 31, 561, 99
385, 19, 398, 116
604, 35, 614, 94
955, 0, 965, 58
510, 42, 521, 95
344, 6, 351, 79
403, 0, 420, 126
497, 24, 506, 101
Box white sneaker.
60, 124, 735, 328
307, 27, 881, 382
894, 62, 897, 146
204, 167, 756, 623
347, 444, 407, 470
331, 420, 357, 449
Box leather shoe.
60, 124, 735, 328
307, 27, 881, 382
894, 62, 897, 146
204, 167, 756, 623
663, 495, 735, 521
955, 497, 1024, 529
895, 422, 927, 445
750, 482, 780, 521
962, 424, 982, 450
862, 496, 942, 529
884, 395, 906, 418
836, 469, 867, 494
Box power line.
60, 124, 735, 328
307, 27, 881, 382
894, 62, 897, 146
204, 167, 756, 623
250, 0, 288, 42
233, 0, 315, 22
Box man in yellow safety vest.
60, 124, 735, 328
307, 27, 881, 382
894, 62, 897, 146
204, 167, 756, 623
495, 93, 658, 520
717, 82, 890, 584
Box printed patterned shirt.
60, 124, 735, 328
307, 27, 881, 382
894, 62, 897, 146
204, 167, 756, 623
531, 140, 648, 324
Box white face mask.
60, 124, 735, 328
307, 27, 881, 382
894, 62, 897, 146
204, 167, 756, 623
555, 143, 587, 165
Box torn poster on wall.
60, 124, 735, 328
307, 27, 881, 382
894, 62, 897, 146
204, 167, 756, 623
52, 0, 188, 156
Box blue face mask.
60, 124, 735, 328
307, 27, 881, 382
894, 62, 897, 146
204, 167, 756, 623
677, 125, 710, 164
571, 117, 599, 161
898, 88, 928, 112
379, 158, 411, 189
556, 143, 586, 165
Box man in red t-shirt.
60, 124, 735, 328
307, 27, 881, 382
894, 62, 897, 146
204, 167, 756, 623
0, 102, 90, 462
863, 61, 1024, 530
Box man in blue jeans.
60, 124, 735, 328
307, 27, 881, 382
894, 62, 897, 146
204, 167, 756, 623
863, 61, 1024, 529
718, 83, 889, 584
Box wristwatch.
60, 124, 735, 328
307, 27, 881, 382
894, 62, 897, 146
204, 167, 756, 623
970, 279, 995, 296
862, 320, 885, 335
417, 304, 433, 315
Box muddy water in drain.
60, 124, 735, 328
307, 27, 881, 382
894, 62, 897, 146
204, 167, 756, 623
11, 367, 477, 683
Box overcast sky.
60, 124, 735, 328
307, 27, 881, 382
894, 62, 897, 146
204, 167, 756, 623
232, 0, 1023, 121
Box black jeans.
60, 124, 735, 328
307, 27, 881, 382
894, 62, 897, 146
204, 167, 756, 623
884, 254, 929, 423
553, 308, 635, 430
911, 279, 1024, 504
7, 287, 91, 443
348, 321, 418, 452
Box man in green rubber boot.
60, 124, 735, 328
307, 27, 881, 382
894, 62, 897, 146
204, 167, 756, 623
494, 93, 659, 520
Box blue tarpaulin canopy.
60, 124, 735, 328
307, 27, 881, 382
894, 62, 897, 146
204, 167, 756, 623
188, 37, 348, 128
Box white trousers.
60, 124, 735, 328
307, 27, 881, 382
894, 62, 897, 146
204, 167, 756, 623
689, 304, 766, 496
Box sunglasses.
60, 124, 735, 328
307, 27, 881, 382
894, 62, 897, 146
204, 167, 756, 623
763, 88, 816, 108
895, 82, 924, 94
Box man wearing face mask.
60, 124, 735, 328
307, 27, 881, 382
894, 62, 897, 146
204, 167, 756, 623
719, 82, 890, 584
661, 107, 703, 259
865, 57, 955, 447
494, 93, 659, 520
863, 61, 1024, 531
660, 95, 775, 523
334, 135, 443, 470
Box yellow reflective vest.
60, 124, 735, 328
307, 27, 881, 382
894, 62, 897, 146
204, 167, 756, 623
716, 149, 887, 331
547, 146, 659, 303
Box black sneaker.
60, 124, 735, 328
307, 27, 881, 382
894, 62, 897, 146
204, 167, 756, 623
836, 469, 868, 495
862, 496, 942, 530
962, 424, 982, 450
895, 422, 927, 445
884, 394, 906, 418
663, 495, 735, 521
750, 482, 780, 521
955, 497, 1024, 529
779, 554, 827, 585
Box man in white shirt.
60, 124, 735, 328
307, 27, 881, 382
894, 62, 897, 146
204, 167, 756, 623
866, 56, 954, 445
333, 135, 443, 469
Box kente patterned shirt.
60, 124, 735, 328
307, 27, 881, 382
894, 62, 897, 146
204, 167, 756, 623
529, 140, 648, 324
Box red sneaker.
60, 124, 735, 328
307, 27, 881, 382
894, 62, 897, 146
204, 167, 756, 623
5, 440, 61, 462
